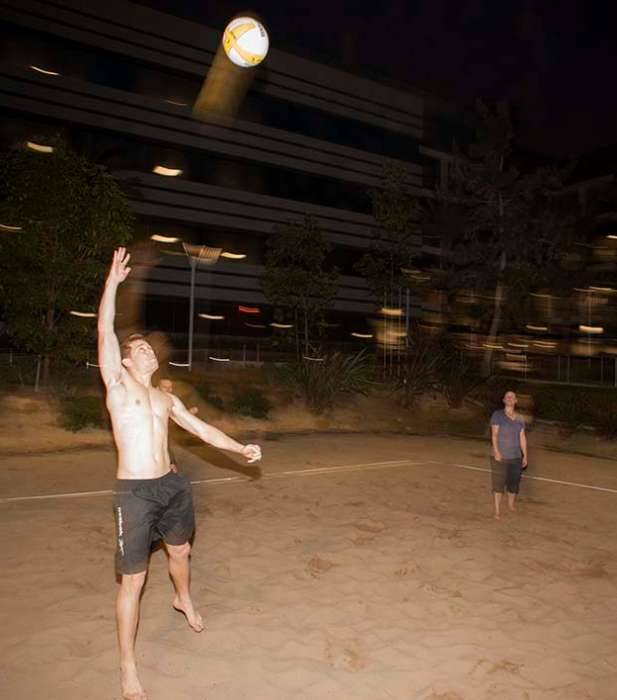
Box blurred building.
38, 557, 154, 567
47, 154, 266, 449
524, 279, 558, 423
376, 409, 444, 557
0, 0, 469, 354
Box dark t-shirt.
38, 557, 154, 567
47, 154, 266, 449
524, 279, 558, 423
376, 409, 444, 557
490, 410, 524, 460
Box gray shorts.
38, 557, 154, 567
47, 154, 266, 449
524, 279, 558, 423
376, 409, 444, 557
491, 457, 523, 494
113, 471, 195, 575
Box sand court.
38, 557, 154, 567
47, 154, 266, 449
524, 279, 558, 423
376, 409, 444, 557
2, 434, 617, 699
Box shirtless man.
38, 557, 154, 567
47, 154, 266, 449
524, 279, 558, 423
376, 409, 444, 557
98, 248, 261, 700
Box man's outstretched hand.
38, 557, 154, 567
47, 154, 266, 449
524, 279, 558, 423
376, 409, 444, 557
107, 247, 131, 285
242, 444, 262, 463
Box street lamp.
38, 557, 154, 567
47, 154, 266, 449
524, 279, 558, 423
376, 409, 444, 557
152, 165, 183, 176
150, 234, 180, 243
182, 243, 222, 370
25, 141, 54, 153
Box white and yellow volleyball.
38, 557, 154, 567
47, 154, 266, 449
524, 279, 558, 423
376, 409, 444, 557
222, 17, 269, 68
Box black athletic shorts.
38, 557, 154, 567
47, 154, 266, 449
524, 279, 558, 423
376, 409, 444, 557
113, 471, 195, 575
491, 457, 523, 494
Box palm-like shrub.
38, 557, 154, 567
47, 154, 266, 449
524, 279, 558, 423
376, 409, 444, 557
436, 337, 484, 408
280, 350, 374, 413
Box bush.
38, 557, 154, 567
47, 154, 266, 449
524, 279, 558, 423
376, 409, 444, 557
397, 325, 442, 408
279, 350, 374, 413
435, 337, 484, 408
579, 392, 617, 438
191, 376, 210, 398
58, 393, 107, 432
229, 387, 272, 418
204, 394, 225, 411
0, 354, 40, 389
532, 386, 590, 433
192, 377, 225, 411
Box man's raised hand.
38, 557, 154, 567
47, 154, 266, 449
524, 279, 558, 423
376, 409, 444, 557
107, 247, 131, 285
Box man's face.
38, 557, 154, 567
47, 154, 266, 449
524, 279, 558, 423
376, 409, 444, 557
159, 379, 173, 394
125, 339, 159, 374
503, 391, 517, 408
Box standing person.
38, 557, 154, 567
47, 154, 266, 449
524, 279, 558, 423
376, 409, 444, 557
490, 390, 528, 520
98, 248, 261, 700
158, 377, 174, 396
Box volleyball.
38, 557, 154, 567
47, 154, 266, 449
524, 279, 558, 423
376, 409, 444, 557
222, 17, 269, 68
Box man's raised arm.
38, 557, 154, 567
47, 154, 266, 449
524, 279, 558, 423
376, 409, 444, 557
98, 248, 131, 389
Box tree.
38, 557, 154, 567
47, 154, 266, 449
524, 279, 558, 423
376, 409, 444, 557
438, 100, 570, 375
262, 214, 338, 356
356, 163, 421, 303
0, 137, 133, 384
354, 164, 425, 376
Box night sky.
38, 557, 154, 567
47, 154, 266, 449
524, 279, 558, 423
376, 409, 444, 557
137, 0, 617, 158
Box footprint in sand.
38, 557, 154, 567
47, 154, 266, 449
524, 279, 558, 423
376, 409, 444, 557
575, 559, 610, 579
326, 640, 367, 671
488, 659, 522, 674
434, 526, 462, 541
341, 647, 366, 671
471, 658, 521, 678
306, 555, 338, 578
351, 535, 375, 546
353, 518, 385, 534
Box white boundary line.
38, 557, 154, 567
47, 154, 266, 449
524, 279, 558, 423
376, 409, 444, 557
3, 457, 617, 504
424, 460, 617, 495
191, 459, 416, 486
0, 459, 415, 505
0, 488, 114, 503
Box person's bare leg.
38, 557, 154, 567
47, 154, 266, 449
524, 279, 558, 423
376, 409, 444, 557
507, 491, 517, 512
117, 571, 148, 700
493, 491, 503, 520
166, 542, 204, 632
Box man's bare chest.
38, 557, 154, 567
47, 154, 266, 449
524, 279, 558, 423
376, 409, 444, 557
111, 384, 171, 426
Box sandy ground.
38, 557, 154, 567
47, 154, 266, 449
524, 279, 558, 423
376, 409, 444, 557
2, 432, 617, 700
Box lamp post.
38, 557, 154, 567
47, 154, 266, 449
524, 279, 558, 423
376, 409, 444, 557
188, 255, 197, 371
183, 243, 222, 371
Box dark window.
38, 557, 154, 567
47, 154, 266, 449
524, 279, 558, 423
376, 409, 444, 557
240, 90, 420, 160
0, 111, 374, 212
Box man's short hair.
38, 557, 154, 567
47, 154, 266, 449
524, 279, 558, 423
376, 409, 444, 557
120, 333, 147, 359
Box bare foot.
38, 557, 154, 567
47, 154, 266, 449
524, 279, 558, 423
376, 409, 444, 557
494, 512, 501, 520
121, 664, 147, 700
173, 596, 204, 632
508, 504, 517, 512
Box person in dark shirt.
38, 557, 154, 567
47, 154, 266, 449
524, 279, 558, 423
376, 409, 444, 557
490, 391, 528, 520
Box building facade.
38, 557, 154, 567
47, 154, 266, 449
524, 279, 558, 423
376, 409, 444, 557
1, 0, 467, 358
